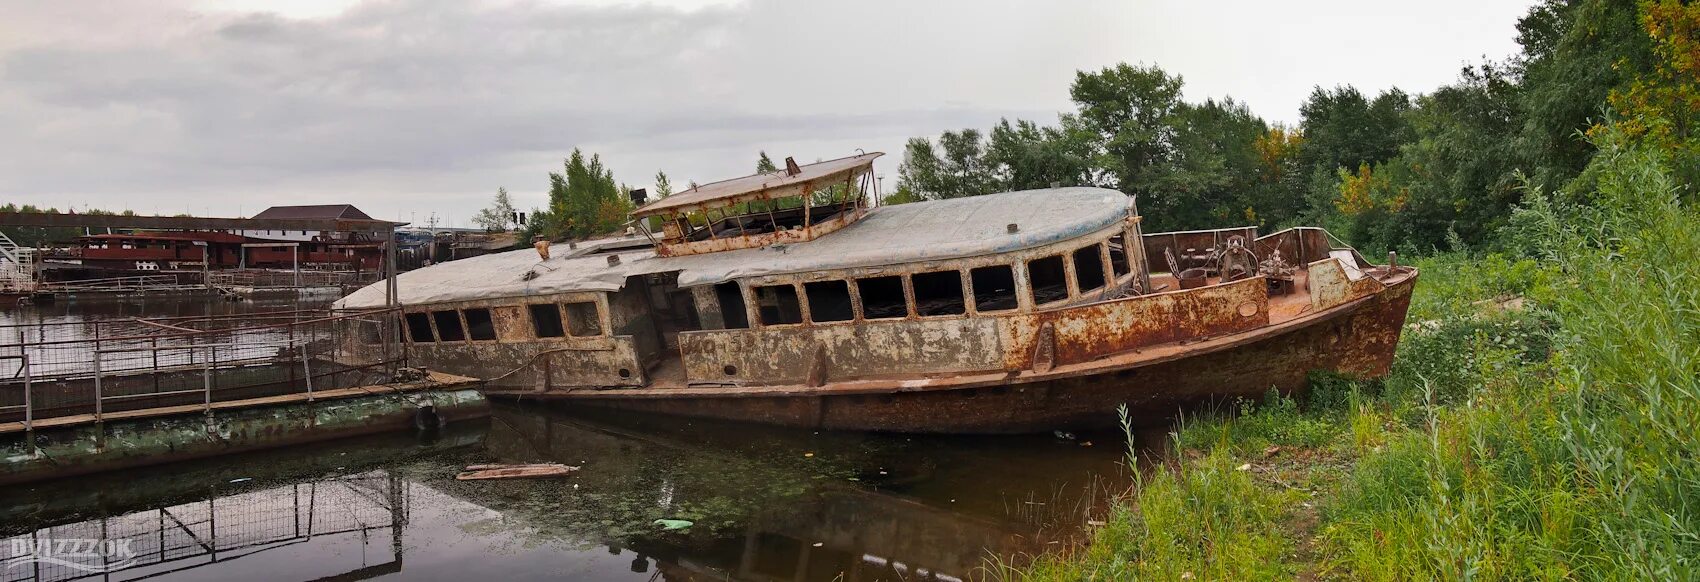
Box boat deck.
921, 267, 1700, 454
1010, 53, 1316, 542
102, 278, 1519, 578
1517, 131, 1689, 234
1147, 271, 1317, 325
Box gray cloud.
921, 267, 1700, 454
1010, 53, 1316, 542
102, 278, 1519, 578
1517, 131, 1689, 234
0, 0, 1531, 225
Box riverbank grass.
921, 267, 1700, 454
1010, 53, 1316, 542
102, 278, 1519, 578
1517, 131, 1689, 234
1005, 137, 1698, 580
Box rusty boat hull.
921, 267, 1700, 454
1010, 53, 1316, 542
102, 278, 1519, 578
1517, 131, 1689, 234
503, 272, 1415, 434
338, 176, 1419, 436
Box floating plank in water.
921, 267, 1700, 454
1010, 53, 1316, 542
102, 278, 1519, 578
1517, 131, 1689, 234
455, 463, 579, 480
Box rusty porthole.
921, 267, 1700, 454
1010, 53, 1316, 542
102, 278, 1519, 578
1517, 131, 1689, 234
618, 368, 632, 379
723, 364, 738, 376
1238, 301, 1259, 317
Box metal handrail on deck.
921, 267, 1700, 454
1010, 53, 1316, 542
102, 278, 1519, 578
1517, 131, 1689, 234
93, 343, 237, 419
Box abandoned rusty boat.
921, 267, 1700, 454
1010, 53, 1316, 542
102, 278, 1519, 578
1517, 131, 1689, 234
334, 153, 1417, 433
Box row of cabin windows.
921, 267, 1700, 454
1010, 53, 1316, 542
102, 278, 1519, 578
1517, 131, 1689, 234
527, 302, 603, 338
406, 310, 494, 343
731, 235, 1136, 327
403, 302, 602, 343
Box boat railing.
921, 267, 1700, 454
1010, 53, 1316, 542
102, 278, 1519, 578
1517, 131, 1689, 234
1253, 226, 1374, 268
1141, 225, 1373, 276
1141, 226, 1260, 274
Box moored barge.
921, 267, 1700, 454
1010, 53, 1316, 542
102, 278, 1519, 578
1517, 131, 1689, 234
335, 153, 1416, 433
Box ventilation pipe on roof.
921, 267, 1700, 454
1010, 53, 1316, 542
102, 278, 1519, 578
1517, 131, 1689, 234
1007, 223, 1020, 234
784, 157, 802, 177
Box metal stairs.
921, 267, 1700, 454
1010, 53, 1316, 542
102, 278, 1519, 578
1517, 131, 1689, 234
0, 230, 38, 291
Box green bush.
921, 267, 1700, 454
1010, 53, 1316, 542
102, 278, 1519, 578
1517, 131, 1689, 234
1318, 131, 1700, 579
1012, 131, 1699, 581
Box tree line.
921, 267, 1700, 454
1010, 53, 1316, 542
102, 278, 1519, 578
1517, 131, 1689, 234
894, 0, 1697, 256
480, 0, 1694, 258
0, 204, 144, 247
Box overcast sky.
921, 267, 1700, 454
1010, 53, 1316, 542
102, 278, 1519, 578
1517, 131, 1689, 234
0, 0, 1532, 227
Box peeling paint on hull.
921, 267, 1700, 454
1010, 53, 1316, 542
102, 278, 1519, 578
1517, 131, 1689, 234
515, 275, 1415, 433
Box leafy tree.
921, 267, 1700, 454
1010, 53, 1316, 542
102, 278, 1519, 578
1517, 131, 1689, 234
1294, 86, 1413, 176
881, 183, 926, 206
654, 171, 674, 199
896, 129, 1000, 199
1164, 97, 1269, 228
1604, 0, 1700, 191
872, 0, 1684, 255
471, 187, 517, 232
756, 151, 778, 174
1252, 124, 1307, 226
1066, 64, 1187, 202
537, 149, 632, 240
894, 65, 1283, 231
1062, 65, 1282, 231
1290, 86, 1413, 225
1515, 0, 1655, 191
985, 118, 1095, 191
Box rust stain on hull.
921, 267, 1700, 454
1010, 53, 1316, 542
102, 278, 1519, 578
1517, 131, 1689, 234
507, 273, 1416, 433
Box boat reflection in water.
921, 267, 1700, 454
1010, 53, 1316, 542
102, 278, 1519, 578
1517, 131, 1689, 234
0, 405, 1129, 581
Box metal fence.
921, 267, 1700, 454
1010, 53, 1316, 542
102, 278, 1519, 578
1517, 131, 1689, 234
0, 308, 405, 429
205, 269, 375, 289
0, 470, 406, 582
35, 275, 202, 294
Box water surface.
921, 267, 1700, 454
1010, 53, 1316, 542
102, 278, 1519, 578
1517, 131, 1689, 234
1, 404, 1134, 581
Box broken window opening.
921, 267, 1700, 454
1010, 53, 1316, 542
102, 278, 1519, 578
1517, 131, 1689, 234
1108, 233, 1132, 277
856, 276, 907, 320
970, 265, 1019, 312
404, 312, 435, 343
432, 310, 466, 341
1074, 244, 1107, 293
464, 308, 496, 341
804, 280, 854, 323
912, 270, 966, 316
1028, 255, 1069, 305
754, 284, 804, 326
563, 301, 603, 337
529, 304, 565, 338
703, 207, 725, 239
716, 282, 750, 329
684, 210, 715, 241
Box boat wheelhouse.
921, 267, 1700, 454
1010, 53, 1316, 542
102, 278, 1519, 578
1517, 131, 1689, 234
334, 153, 1416, 433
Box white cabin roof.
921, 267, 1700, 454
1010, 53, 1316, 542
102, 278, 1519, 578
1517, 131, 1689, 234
335, 187, 1131, 309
